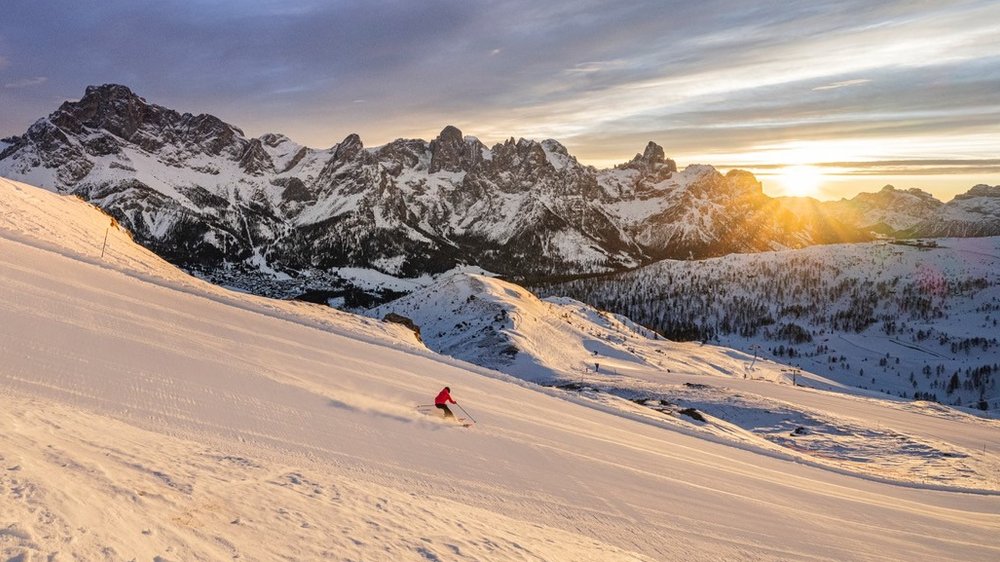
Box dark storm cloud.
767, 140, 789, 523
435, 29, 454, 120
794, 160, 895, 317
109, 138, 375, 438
1, 0, 998, 181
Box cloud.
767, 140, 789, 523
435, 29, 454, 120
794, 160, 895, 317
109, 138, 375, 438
813, 79, 871, 91
824, 159, 1000, 176
564, 60, 628, 74
5, 76, 47, 88
721, 160, 1000, 176
0, 0, 998, 200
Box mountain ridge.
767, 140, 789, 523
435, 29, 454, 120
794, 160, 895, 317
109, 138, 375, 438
1, 84, 997, 301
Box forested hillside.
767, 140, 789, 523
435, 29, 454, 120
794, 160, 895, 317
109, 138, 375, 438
540, 239, 1000, 410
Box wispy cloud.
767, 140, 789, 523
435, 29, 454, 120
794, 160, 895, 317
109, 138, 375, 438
812, 79, 871, 91
564, 60, 627, 74
722, 159, 1000, 175
5, 76, 47, 88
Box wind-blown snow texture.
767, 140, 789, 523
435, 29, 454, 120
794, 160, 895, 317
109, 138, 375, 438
3, 179, 1000, 560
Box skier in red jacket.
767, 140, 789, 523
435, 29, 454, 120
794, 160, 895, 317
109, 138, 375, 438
434, 386, 456, 419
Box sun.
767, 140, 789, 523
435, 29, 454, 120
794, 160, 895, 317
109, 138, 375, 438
776, 165, 824, 197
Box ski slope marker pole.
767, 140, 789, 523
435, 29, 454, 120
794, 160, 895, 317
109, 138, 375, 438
101, 222, 112, 258
455, 403, 477, 424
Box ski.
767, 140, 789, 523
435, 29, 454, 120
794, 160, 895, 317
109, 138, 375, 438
415, 404, 474, 427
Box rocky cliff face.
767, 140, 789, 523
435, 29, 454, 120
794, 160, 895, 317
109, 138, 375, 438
0, 84, 881, 301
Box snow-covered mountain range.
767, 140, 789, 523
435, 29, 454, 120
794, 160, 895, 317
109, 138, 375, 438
2, 175, 999, 560
0, 84, 887, 300
817, 185, 946, 234
811, 183, 1000, 237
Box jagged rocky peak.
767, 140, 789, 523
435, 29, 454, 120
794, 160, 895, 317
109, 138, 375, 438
314, 132, 370, 183
429, 125, 464, 173
623, 141, 678, 174
540, 138, 568, 154
641, 141, 665, 163
429, 125, 484, 173
437, 125, 463, 144
333, 133, 364, 160
48, 84, 154, 141
538, 139, 580, 171
37, 83, 249, 158
375, 138, 430, 175
484, 136, 552, 176
85, 83, 137, 98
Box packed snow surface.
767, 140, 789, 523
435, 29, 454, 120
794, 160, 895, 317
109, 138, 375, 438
1, 177, 999, 561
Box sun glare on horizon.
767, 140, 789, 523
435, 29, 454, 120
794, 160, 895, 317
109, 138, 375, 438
776, 165, 825, 198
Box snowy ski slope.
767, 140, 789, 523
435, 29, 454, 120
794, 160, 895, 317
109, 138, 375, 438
1, 177, 999, 561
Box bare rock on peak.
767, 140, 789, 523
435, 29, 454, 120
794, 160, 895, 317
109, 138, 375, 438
623, 141, 677, 175
430, 125, 484, 173
334, 133, 364, 160
239, 138, 275, 176
436, 125, 464, 144
642, 141, 665, 164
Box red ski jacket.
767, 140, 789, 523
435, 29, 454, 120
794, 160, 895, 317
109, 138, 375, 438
434, 388, 455, 405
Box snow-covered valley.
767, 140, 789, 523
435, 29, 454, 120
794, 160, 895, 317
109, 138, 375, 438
2, 177, 1000, 560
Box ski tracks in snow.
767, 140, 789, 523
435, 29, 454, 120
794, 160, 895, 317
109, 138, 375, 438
0, 395, 652, 562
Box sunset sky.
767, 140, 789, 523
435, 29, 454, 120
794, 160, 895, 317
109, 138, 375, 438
1, 0, 998, 201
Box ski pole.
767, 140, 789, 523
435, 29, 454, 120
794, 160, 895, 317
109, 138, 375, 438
455, 403, 477, 424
